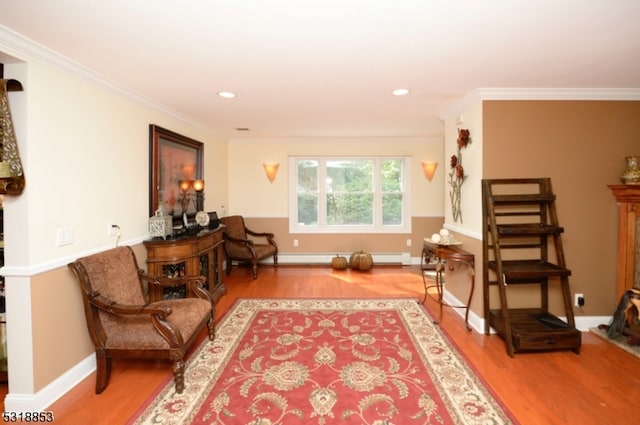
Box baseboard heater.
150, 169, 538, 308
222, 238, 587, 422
271, 252, 412, 266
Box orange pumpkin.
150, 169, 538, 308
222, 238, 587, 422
349, 251, 373, 271
331, 255, 348, 270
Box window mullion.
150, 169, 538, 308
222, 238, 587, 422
318, 159, 327, 227
373, 157, 381, 227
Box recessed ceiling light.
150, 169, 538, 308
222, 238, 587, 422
218, 91, 236, 99
392, 88, 410, 96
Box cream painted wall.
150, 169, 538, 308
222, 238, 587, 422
18, 63, 227, 263
226, 137, 445, 218
0, 50, 227, 400
443, 100, 483, 237
438, 100, 484, 317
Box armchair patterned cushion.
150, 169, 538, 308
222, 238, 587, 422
68, 246, 214, 394
220, 215, 278, 279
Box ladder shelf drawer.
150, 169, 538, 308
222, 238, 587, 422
489, 308, 581, 353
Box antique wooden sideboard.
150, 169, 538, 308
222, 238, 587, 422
143, 226, 226, 304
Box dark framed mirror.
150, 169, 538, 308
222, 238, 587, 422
149, 125, 204, 219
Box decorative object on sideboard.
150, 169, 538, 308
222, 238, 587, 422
207, 211, 220, 229
148, 205, 173, 239
177, 179, 207, 228
263, 162, 279, 183
426, 228, 462, 246
0, 71, 25, 196
620, 155, 640, 184
448, 128, 471, 223
195, 211, 210, 228
421, 161, 438, 182
193, 179, 205, 211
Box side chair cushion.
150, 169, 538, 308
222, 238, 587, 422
102, 298, 211, 350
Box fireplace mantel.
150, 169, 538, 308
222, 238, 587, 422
609, 184, 640, 299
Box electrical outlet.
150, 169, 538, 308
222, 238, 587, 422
574, 293, 585, 307
293, 239, 299, 247
107, 223, 119, 236
406, 239, 412, 247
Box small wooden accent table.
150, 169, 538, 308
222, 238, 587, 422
422, 239, 475, 330
144, 226, 226, 305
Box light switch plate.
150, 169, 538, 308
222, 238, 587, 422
56, 227, 74, 246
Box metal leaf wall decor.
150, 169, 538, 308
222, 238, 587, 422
0, 79, 25, 195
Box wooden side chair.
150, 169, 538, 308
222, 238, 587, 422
219, 215, 278, 279
68, 246, 215, 394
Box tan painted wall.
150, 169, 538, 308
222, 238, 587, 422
244, 217, 444, 258
30, 268, 93, 390
481, 100, 640, 317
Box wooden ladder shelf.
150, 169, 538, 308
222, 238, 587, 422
481, 178, 581, 357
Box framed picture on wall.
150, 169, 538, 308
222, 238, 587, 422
149, 125, 204, 218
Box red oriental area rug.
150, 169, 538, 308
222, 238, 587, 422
130, 298, 516, 425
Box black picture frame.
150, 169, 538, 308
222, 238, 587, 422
149, 125, 204, 218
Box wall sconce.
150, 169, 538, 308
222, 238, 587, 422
421, 162, 438, 182
263, 163, 279, 183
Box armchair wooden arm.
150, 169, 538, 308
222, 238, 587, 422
246, 228, 275, 240
88, 292, 172, 319
217, 233, 252, 245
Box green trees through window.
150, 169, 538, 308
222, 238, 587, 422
291, 157, 410, 233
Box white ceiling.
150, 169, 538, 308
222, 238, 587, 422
1, 0, 639, 139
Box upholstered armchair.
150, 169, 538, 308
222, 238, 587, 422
68, 246, 215, 394
219, 215, 278, 279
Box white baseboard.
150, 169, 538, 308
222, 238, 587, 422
441, 290, 612, 333
4, 354, 95, 412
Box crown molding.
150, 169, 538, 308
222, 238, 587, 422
0, 24, 149, 102
441, 87, 640, 121
0, 25, 218, 136
475, 87, 640, 101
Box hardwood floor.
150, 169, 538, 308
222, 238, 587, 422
2, 265, 638, 424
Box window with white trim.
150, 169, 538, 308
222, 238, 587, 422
289, 156, 411, 233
